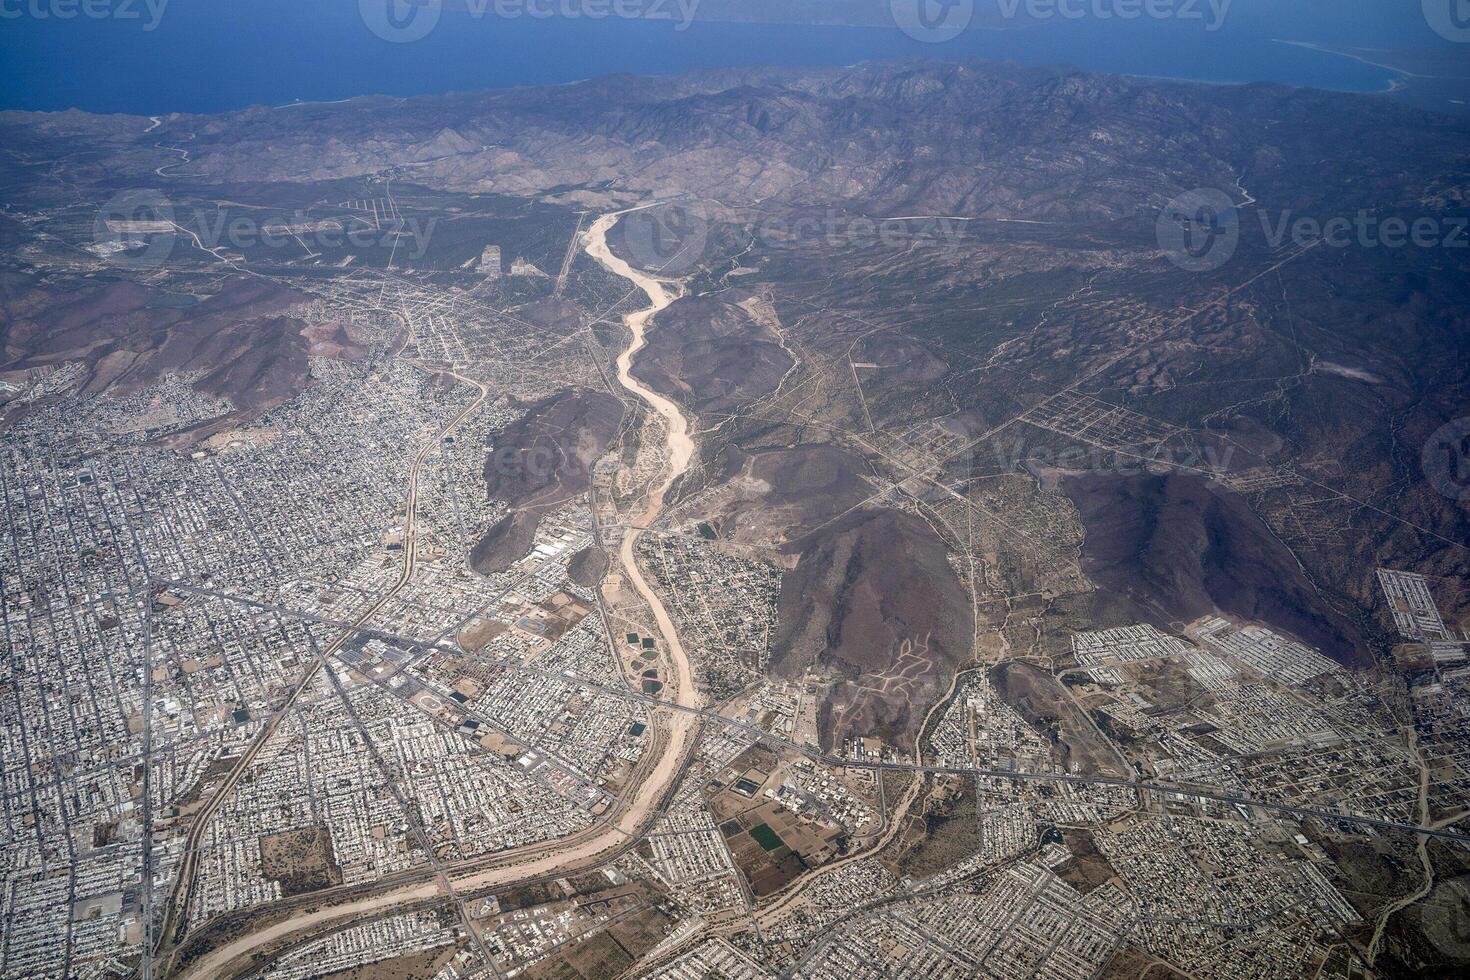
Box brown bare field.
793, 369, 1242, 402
258, 826, 343, 896
319, 942, 458, 980
990, 661, 1126, 776
1056, 828, 1118, 895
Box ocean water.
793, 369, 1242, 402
0, 0, 1465, 116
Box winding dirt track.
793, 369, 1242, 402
170, 213, 700, 978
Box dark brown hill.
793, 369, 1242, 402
481, 388, 622, 509
630, 294, 792, 416
471, 388, 623, 575
772, 508, 973, 751
0, 275, 350, 432
1062, 472, 1368, 666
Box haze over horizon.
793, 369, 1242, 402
1, 0, 1467, 116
